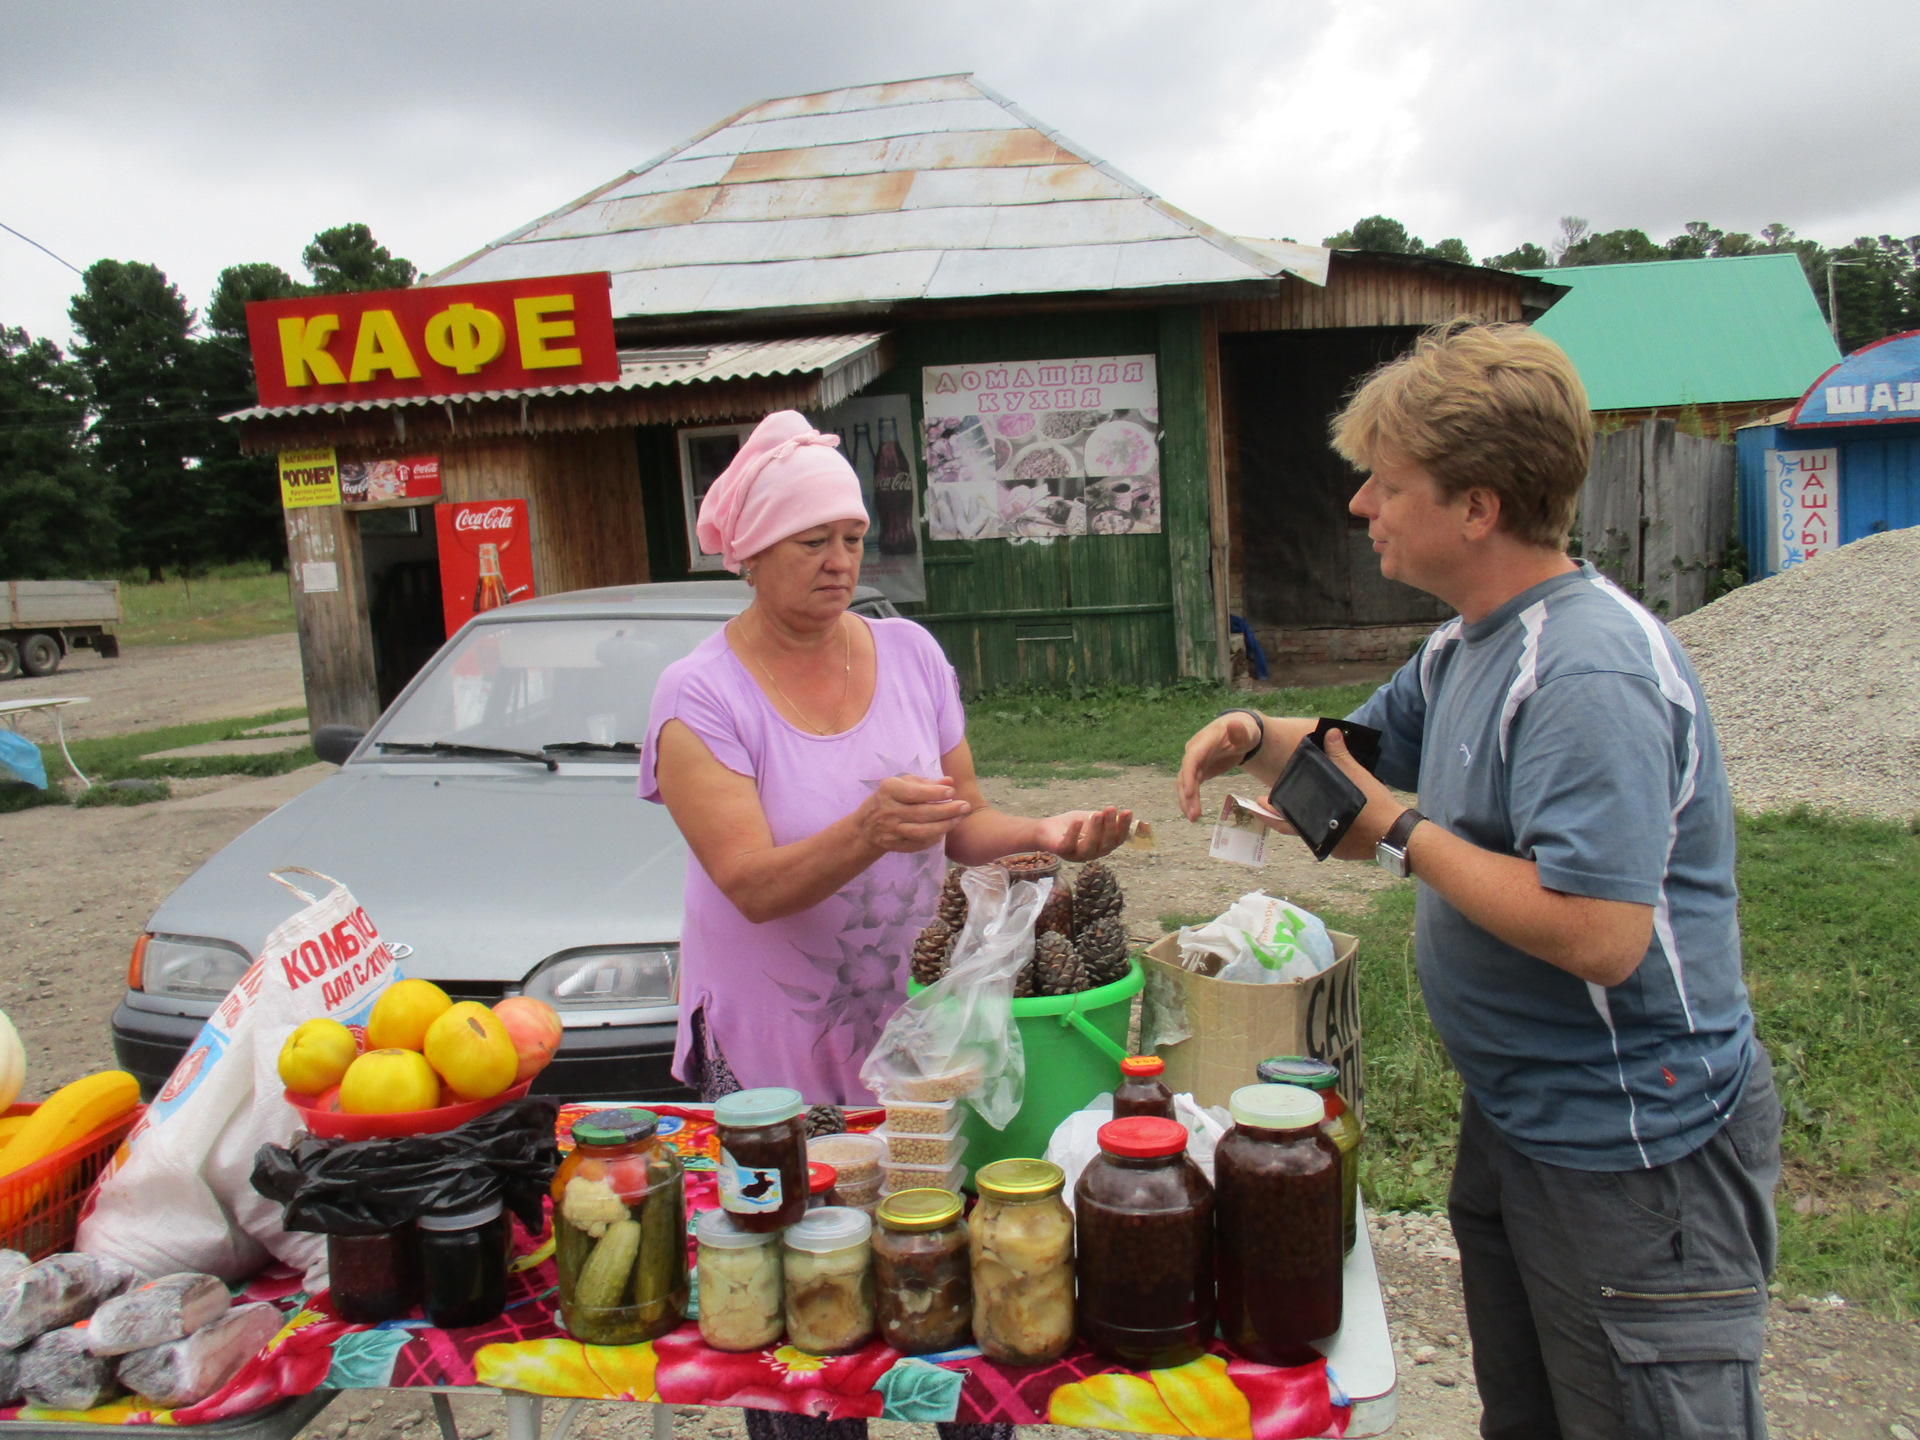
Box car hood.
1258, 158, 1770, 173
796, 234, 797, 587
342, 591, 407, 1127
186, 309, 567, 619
147, 763, 686, 984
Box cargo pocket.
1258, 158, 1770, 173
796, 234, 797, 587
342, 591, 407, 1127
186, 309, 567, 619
1597, 1299, 1766, 1440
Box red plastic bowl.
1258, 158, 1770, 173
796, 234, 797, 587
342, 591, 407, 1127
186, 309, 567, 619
286, 1079, 533, 1140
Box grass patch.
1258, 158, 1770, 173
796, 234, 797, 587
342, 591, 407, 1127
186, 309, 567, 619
42, 707, 312, 785
0, 781, 68, 814
74, 778, 172, 807
117, 563, 296, 647
968, 680, 1378, 777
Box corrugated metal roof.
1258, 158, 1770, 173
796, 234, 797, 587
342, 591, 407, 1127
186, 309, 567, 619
426, 74, 1322, 317
1518, 255, 1840, 410
222, 333, 885, 422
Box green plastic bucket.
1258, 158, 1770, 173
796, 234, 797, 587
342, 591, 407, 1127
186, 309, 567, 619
908, 958, 1144, 1180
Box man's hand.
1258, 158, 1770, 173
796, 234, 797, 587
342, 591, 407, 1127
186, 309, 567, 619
1035, 805, 1134, 861
1321, 727, 1407, 861
1176, 713, 1262, 822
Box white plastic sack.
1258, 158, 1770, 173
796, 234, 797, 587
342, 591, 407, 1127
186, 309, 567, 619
1043, 1093, 1230, 1207
1178, 891, 1335, 984
860, 865, 1049, 1130
78, 870, 402, 1285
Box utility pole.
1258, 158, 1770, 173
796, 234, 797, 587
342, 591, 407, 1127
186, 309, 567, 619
1826, 259, 1858, 348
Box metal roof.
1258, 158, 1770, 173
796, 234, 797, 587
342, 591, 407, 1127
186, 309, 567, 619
425, 74, 1323, 318
222, 333, 886, 422
1518, 254, 1840, 411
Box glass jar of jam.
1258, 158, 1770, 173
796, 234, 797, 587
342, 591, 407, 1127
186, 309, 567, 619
1113, 1055, 1175, 1120
552, 1108, 689, 1345
418, 1189, 509, 1329
714, 1087, 809, 1233
1075, 1116, 1213, 1369
873, 1188, 971, 1355
1257, 1055, 1362, 1253
969, 1159, 1074, 1366
696, 1209, 784, 1352
782, 1207, 875, 1355
808, 1162, 838, 1211
328, 1226, 416, 1323
1216, 1083, 1343, 1361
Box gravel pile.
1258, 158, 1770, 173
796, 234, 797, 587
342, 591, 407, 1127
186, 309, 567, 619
1670, 528, 1920, 821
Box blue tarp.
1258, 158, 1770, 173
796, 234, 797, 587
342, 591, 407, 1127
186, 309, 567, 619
0, 731, 48, 789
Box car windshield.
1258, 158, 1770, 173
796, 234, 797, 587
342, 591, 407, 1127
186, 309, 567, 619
372, 617, 717, 759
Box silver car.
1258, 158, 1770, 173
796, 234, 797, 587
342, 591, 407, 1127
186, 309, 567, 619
111, 581, 898, 1101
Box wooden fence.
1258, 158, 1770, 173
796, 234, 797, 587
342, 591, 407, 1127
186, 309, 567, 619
1577, 419, 1737, 619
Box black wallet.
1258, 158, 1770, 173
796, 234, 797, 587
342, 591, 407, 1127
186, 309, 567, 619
1268, 718, 1383, 861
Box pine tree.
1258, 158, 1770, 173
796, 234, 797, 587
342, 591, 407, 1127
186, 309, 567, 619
0, 328, 120, 578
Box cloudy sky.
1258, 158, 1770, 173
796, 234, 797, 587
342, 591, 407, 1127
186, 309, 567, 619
5, 0, 1917, 347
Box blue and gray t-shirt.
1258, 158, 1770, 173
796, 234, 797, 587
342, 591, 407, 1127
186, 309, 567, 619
1351, 560, 1755, 1171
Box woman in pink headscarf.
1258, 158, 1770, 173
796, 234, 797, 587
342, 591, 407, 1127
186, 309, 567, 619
640, 410, 1131, 1107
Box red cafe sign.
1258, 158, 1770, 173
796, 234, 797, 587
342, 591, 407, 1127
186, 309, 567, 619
244, 273, 619, 409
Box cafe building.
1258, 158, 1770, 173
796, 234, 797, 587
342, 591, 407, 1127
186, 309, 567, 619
230, 75, 1564, 729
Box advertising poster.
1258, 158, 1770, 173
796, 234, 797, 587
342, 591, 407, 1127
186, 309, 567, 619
341, 455, 442, 506
1765, 448, 1840, 572
922, 355, 1161, 540
809, 393, 927, 603
434, 499, 536, 639
278, 448, 340, 509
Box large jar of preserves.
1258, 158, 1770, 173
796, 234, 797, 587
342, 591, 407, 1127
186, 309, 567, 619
1074, 1116, 1213, 1370
1215, 1083, 1343, 1361
1113, 1055, 1175, 1120
552, 1108, 690, 1345
969, 1159, 1074, 1366
715, 1088, 809, 1233
873, 1189, 971, 1355
327, 1226, 416, 1323
695, 1209, 784, 1352
418, 1189, 509, 1329
783, 1207, 875, 1355
1257, 1055, 1362, 1253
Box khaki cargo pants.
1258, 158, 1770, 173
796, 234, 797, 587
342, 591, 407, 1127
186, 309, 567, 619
1449, 1047, 1783, 1439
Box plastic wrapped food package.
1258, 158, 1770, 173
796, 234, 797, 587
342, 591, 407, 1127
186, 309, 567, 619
117, 1301, 283, 1408
0, 1250, 27, 1287
881, 1157, 966, 1197
875, 1123, 967, 1168
695, 1211, 784, 1352
882, 1099, 957, 1135
782, 1208, 874, 1356
874, 1191, 971, 1356
18, 1326, 123, 1411
85, 1272, 230, 1355
803, 1133, 885, 1189
0, 1347, 19, 1406
0, 1253, 136, 1348
969, 1160, 1075, 1366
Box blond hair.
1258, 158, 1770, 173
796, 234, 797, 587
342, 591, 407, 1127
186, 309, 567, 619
1332, 319, 1592, 548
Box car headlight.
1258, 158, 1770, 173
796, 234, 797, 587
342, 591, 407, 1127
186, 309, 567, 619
523, 946, 677, 1010
139, 933, 253, 999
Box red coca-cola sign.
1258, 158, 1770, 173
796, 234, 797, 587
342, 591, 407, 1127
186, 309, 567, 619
435, 499, 536, 639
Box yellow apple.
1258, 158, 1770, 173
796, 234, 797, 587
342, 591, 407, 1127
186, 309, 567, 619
365, 978, 452, 1052
424, 1002, 517, 1101
339, 1048, 442, 1114
277, 1018, 359, 1096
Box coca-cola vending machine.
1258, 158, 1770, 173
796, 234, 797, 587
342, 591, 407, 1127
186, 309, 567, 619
434, 500, 536, 638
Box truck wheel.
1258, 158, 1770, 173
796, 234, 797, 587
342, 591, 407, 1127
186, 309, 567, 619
0, 638, 18, 681
19, 633, 61, 677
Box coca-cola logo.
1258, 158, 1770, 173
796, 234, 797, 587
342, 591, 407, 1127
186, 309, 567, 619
453, 505, 517, 532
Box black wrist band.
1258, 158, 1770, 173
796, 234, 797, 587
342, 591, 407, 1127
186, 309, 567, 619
1216, 709, 1266, 765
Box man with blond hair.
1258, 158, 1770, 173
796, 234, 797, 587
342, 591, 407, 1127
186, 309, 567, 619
1179, 321, 1779, 1439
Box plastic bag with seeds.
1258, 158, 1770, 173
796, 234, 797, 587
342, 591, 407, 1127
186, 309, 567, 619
859, 865, 1049, 1130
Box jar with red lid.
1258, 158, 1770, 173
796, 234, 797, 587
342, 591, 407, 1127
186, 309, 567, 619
808, 1162, 838, 1210
1215, 1083, 1342, 1361
1074, 1115, 1213, 1369
1257, 1055, 1362, 1253
1113, 1055, 1174, 1120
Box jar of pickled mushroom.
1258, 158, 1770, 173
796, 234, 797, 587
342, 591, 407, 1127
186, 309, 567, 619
1257, 1054, 1362, 1253
552, 1108, 689, 1344
695, 1209, 784, 1352
873, 1188, 971, 1355
714, 1087, 809, 1233
1215, 1083, 1343, 1361
782, 1207, 875, 1356
969, 1158, 1075, 1366
1112, 1055, 1175, 1120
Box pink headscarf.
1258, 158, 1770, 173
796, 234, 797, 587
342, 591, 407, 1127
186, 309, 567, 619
695, 411, 869, 572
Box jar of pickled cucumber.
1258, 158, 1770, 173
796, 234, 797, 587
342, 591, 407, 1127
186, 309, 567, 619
873, 1189, 970, 1355
1257, 1055, 1362, 1253
969, 1159, 1075, 1366
552, 1108, 689, 1344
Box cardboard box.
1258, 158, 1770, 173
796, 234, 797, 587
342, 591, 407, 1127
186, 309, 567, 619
1140, 930, 1363, 1122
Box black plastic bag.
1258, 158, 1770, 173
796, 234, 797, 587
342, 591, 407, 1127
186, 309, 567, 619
251, 1097, 558, 1234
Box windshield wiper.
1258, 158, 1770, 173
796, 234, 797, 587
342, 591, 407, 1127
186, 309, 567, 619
375, 741, 558, 771
542, 741, 641, 755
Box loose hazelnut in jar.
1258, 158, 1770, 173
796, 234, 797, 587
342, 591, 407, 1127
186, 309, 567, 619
714, 1087, 809, 1232
969, 1159, 1075, 1366
873, 1188, 971, 1355
1215, 1083, 1342, 1362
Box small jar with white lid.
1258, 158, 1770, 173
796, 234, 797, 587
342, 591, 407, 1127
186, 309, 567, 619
782, 1206, 875, 1355
695, 1209, 784, 1351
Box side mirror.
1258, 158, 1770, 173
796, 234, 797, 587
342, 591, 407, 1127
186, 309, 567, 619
312, 724, 367, 766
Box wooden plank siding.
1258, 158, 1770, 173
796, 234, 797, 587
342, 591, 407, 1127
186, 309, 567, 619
1156, 307, 1223, 679
1215, 254, 1531, 333
285, 504, 380, 734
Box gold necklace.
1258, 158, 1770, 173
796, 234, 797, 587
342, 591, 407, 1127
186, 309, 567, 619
752, 618, 852, 735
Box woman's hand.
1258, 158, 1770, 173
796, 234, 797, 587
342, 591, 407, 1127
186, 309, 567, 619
856, 775, 974, 854
1035, 805, 1134, 862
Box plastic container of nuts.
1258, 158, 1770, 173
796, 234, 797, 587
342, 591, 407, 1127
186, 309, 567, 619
880, 1065, 983, 1103
875, 1123, 968, 1169
881, 1157, 968, 1197
883, 1098, 958, 1135
805, 1133, 886, 1189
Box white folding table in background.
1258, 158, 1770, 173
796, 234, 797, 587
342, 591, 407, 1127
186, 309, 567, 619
0, 695, 91, 789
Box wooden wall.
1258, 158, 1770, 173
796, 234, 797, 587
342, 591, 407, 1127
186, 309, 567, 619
1580, 419, 1737, 618
285, 504, 380, 734
1216, 254, 1533, 334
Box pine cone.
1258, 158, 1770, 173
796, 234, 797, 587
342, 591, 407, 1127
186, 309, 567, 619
1075, 914, 1132, 987
1072, 861, 1123, 933
806, 1104, 846, 1137
938, 867, 968, 927
1033, 931, 1088, 996
1036, 884, 1074, 940
1013, 960, 1038, 999
911, 918, 955, 986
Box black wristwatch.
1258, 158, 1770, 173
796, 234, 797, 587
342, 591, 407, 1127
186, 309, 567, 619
1376, 809, 1426, 879
1216, 709, 1266, 765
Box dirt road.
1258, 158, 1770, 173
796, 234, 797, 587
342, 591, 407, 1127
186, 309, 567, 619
1, 632, 306, 743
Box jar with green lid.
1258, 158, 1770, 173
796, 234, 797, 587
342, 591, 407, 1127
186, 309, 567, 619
1257, 1055, 1361, 1253
715, 1087, 809, 1232
874, 1189, 971, 1354
553, 1108, 689, 1344
696, 1209, 784, 1352
969, 1158, 1075, 1366
783, 1207, 875, 1355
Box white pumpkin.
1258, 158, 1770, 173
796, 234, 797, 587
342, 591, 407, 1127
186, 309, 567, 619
0, 1009, 22, 1113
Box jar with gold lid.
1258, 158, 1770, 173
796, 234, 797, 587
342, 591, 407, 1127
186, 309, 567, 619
873, 1188, 971, 1354
968, 1158, 1074, 1366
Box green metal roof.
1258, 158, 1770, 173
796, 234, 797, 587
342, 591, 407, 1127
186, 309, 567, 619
1518, 254, 1839, 411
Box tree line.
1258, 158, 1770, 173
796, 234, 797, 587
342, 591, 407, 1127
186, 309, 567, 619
0, 225, 415, 581
1324, 215, 1920, 353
